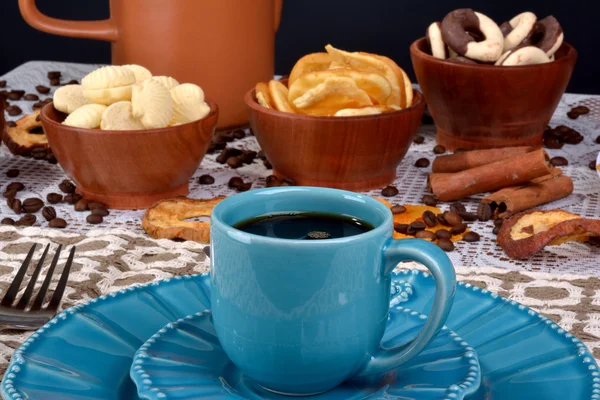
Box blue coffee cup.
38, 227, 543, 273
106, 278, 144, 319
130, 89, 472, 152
210, 187, 456, 395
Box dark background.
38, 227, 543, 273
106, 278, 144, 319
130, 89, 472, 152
0, 0, 596, 93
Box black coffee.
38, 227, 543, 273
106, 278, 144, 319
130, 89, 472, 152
234, 212, 374, 240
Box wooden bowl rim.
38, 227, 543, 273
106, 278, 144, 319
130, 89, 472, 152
40, 98, 219, 136
410, 37, 578, 71
245, 87, 425, 121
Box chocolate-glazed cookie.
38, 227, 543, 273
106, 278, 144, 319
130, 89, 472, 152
521, 16, 564, 57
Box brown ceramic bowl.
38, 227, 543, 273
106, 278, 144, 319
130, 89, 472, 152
246, 87, 425, 191
410, 38, 577, 150
41, 101, 218, 210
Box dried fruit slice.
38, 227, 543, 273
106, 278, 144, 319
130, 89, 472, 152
255, 82, 272, 108
142, 197, 224, 243
325, 44, 404, 107
369, 54, 413, 108
83, 85, 134, 106
292, 76, 372, 116
288, 68, 391, 106
122, 64, 153, 82
82, 66, 136, 90
63, 104, 107, 128
101, 101, 144, 130
53, 84, 93, 114
131, 80, 174, 129
268, 80, 295, 113
2, 111, 50, 157
497, 209, 600, 259
288, 52, 332, 86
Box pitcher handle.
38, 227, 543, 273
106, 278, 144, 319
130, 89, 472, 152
274, 0, 283, 31
356, 238, 456, 377
19, 0, 118, 42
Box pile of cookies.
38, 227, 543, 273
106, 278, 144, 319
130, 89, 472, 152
255, 45, 413, 117
53, 65, 210, 130
426, 9, 564, 66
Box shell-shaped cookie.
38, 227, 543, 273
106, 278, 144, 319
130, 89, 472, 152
82, 66, 136, 90
122, 64, 153, 83
83, 85, 133, 106
147, 76, 180, 90
131, 80, 174, 129
63, 104, 107, 129
101, 101, 145, 130
171, 83, 205, 105
171, 101, 210, 126
53, 84, 92, 114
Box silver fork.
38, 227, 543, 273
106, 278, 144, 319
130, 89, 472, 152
0, 244, 75, 331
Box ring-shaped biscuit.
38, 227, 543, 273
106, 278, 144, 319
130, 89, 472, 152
501, 12, 537, 52
521, 16, 564, 57
441, 9, 504, 63
426, 22, 447, 59
496, 46, 551, 66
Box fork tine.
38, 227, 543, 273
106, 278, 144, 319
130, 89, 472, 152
0, 244, 37, 307
15, 244, 50, 310
29, 244, 62, 312
46, 246, 75, 312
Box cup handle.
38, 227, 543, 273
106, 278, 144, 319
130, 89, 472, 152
18, 0, 118, 42
355, 238, 456, 377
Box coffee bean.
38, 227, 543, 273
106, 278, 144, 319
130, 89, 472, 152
257, 150, 266, 160
10, 199, 22, 214
32, 102, 44, 110
64, 193, 82, 205
0, 80, 5, 88
394, 224, 409, 234
280, 178, 296, 186
492, 219, 504, 229
42, 206, 56, 221
381, 185, 399, 197
415, 158, 430, 168
203, 245, 211, 258
228, 177, 244, 189
391, 205, 406, 214
86, 214, 103, 224
458, 211, 478, 222
226, 156, 243, 169
1, 218, 15, 225
450, 223, 467, 235
449, 202, 466, 214
436, 229, 452, 240
16, 214, 36, 227
567, 111, 578, 120
405, 225, 418, 236
46, 193, 63, 204
2, 189, 17, 199
74, 199, 89, 212
232, 129, 246, 139
59, 180, 76, 194
49, 218, 67, 229
92, 208, 109, 217
437, 213, 449, 226
265, 175, 280, 187
437, 238, 455, 252
87, 201, 107, 210
463, 231, 481, 242
22, 198, 44, 213
409, 221, 426, 231
415, 230, 437, 241
595, 136, 600, 144
422, 210, 438, 227
6, 182, 24, 192
31, 147, 47, 160
48, 71, 61, 80
422, 194, 437, 206
6, 121, 16, 128
198, 174, 215, 185
544, 137, 564, 149
263, 159, 273, 169
36, 85, 50, 94
443, 211, 462, 226
477, 203, 493, 221
43, 98, 53, 105
6, 105, 22, 116
216, 147, 242, 164
573, 105, 590, 115
413, 135, 424, 144
7, 91, 24, 101
46, 152, 57, 165
6, 169, 19, 178
50, 78, 61, 86
237, 182, 252, 192
492, 227, 500, 235
433, 144, 446, 154
23, 94, 39, 101
218, 131, 235, 143
590, 160, 597, 170
563, 133, 583, 145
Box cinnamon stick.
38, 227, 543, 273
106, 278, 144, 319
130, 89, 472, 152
428, 149, 553, 202
482, 174, 573, 219
432, 146, 534, 173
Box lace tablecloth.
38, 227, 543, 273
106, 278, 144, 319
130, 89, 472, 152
0, 61, 600, 372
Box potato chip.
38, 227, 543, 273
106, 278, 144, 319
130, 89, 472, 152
288, 69, 391, 106
255, 82, 272, 108
334, 106, 385, 117
292, 76, 372, 116
288, 52, 332, 86
370, 54, 413, 108
325, 45, 407, 108
268, 80, 295, 113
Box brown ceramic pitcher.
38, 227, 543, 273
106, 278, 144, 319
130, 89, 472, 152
19, 0, 283, 129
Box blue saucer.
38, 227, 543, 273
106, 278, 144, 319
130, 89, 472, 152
131, 307, 480, 400
2, 270, 598, 399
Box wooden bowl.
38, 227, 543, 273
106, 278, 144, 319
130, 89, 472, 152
245, 88, 425, 191
41, 101, 218, 210
410, 38, 577, 150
